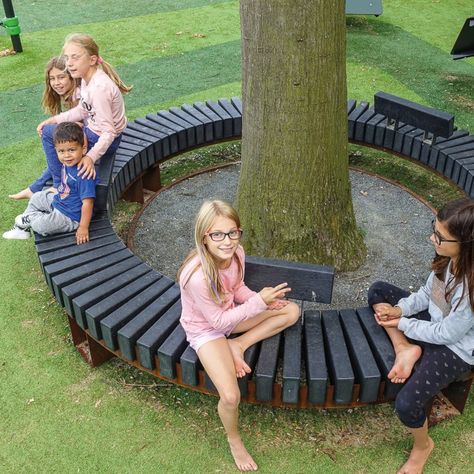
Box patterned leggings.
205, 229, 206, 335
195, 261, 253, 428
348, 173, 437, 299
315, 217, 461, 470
368, 281, 472, 428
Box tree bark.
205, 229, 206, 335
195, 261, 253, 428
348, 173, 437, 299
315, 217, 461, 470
236, 0, 366, 271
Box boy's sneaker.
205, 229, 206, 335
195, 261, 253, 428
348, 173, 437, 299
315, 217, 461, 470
2, 225, 31, 240
15, 214, 31, 230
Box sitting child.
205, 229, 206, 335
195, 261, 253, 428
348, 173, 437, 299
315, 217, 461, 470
3, 122, 97, 245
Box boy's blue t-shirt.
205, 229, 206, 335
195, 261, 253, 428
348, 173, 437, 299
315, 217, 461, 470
52, 165, 98, 222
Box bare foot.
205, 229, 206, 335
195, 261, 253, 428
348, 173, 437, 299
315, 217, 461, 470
388, 344, 422, 383
397, 437, 434, 474
228, 339, 251, 378
228, 437, 258, 471
9, 188, 33, 200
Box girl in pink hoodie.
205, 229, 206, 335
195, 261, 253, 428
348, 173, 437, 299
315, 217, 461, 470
36, 33, 132, 190
178, 200, 300, 472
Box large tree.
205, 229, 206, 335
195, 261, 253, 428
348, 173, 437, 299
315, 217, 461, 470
236, 0, 366, 271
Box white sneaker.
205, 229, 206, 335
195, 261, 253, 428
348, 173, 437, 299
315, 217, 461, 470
2, 225, 31, 240
15, 214, 31, 229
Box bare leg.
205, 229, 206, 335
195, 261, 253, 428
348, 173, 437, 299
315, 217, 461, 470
372, 304, 422, 383
9, 187, 33, 200
397, 420, 434, 474
229, 302, 300, 377
198, 338, 258, 471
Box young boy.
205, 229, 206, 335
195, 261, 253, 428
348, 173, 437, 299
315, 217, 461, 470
3, 122, 97, 245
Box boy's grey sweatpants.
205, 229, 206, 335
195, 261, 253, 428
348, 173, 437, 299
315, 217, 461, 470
24, 191, 78, 235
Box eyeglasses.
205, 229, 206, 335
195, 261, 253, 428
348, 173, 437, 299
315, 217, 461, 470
431, 220, 458, 246
62, 53, 85, 62
206, 229, 243, 242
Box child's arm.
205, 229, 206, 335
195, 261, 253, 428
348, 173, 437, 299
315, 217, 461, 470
395, 273, 433, 317
186, 276, 268, 331
398, 289, 474, 345
76, 198, 94, 245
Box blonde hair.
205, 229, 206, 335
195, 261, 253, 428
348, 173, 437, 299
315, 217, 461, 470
63, 33, 133, 94
42, 56, 80, 115
177, 200, 243, 304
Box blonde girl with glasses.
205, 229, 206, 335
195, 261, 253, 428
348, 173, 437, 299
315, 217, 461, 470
367, 197, 474, 474
178, 200, 300, 471
9, 56, 81, 200
35, 33, 132, 192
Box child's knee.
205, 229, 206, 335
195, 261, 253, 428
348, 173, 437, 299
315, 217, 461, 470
220, 388, 240, 409
285, 301, 301, 325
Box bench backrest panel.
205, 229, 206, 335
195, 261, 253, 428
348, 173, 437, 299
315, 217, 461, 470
374, 91, 454, 138
244, 255, 334, 303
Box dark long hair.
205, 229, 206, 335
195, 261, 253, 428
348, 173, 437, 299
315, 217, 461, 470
432, 198, 474, 311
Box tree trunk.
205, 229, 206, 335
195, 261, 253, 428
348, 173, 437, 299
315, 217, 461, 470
236, 0, 366, 271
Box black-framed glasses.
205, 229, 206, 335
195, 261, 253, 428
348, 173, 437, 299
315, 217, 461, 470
206, 229, 243, 242
431, 220, 458, 246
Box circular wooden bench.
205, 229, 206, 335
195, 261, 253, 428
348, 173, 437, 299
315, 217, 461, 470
33, 95, 474, 416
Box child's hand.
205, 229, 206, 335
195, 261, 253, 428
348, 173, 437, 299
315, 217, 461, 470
76, 226, 89, 245
375, 314, 401, 328
267, 299, 290, 311
259, 283, 291, 305
373, 303, 402, 321
37, 118, 55, 137
77, 156, 96, 179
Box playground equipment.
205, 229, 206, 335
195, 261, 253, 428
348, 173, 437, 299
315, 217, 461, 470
1, 0, 22, 53
346, 0, 382, 16
451, 17, 474, 60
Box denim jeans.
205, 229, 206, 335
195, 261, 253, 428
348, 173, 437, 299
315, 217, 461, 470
30, 125, 122, 192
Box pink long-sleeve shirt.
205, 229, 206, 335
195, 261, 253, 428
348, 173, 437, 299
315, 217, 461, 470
57, 69, 127, 162
179, 246, 267, 350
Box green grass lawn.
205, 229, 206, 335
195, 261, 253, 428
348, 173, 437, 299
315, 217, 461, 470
1, 1, 474, 472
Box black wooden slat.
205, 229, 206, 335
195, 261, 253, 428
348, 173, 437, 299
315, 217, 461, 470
255, 333, 281, 401
347, 99, 356, 114
39, 234, 120, 267
400, 128, 424, 157
374, 118, 389, 146
181, 104, 214, 142
364, 114, 386, 145
66, 258, 146, 326
357, 306, 400, 399
169, 107, 205, 144
244, 256, 334, 303
193, 102, 224, 140
52, 248, 133, 306
392, 124, 417, 153
36, 226, 115, 254
143, 114, 188, 150
157, 323, 188, 379
180, 345, 200, 386
157, 110, 197, 147
218, 98, 242, 136
348, 101, 369, 140
322, 310, 354, 404
43, 240, 126, 291
100, 275, 172, 351
34, 217, 111, 244
303, 311, 328, 404
205, 100, 233, 137
85, 270, 160, 340
136, 300, 182, 370
430, 136, 474, 172
451, 154, 474, 185
117, 283, 180, 360
231, 96, 242, 115
339, 309, 381, 403
354, 106, 377, 142
282, 318, 302, 404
